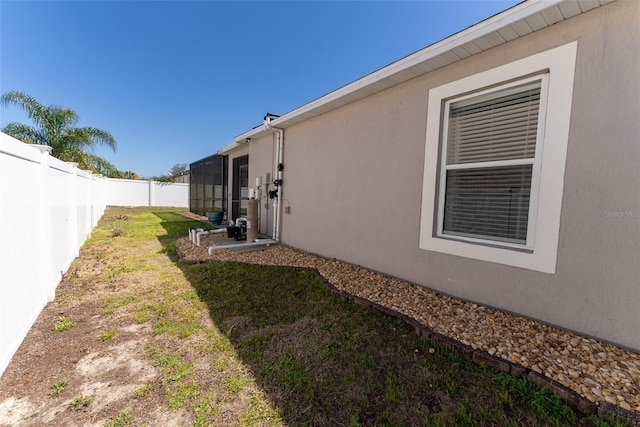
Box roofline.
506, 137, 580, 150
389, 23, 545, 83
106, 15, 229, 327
219, 0, 613, 154
218, 141, 244, 155
189, 152, 227, 167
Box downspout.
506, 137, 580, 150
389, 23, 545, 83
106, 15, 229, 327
203, 113, 284, 255
264, 113, 284, 242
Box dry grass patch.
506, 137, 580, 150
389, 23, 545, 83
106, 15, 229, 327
0, 208, 630, 427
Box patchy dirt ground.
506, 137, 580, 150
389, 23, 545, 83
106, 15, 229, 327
1, 208, 639, 427
0, 209, 270, 427
0, 237, 186, 427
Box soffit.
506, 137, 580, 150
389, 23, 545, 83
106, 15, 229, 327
222, 0, 615, 152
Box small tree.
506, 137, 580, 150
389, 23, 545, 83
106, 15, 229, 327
169, 163, 187, 178
150, 174, 175, 182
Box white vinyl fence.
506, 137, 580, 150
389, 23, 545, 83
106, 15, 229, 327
0, 132, 188, 377
105, 178, 188, 207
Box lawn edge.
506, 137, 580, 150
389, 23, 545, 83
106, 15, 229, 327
313, 272, 640, 425
176, 244, 639, 425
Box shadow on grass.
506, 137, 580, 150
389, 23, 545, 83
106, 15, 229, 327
152, 211, 620, 427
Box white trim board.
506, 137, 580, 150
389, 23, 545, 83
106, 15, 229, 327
419, 41, 578, 274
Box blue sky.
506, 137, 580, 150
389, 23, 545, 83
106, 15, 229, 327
1, 0, 519, 178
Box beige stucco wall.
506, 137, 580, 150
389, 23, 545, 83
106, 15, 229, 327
267, 1, 639, 351
226, 134, 278, 236
248, 133, 278, 236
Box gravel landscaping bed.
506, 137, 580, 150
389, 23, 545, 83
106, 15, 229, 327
176, 216, 640, 420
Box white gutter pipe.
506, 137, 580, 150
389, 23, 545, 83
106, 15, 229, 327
264, 113, 284, 242
196, 228, 226, 246
195, 229, 207, 246
204, 113, 284, 255
189, 227, 226, 246
189, 227, 200, 243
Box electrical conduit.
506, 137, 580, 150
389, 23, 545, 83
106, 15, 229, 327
264, 113, 284, 242
204, 113, 284, 255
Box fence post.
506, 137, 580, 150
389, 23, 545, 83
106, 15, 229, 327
30, 145, 55, 301
149, 179, 155, 207
97, 175, 106, 221
67, 163, 80, 260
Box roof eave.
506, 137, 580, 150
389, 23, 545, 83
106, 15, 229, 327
218, 0, 614, 154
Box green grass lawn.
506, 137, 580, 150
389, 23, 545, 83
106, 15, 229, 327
62, 207, 630, 426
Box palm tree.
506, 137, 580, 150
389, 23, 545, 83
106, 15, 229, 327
120, 170, 141, 180
1, 91, 120, 177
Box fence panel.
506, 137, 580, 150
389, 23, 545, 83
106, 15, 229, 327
152, 181, 189, 207
105, 178, 188, 207
0, 134, 110, 378
0, 135, 48, 381
0, 132, 189, 377
47, 159, 79, 284
105, 178, 150, 206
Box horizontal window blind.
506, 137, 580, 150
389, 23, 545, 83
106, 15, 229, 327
443, 165, 532, 243
447, 81, 541, 165
441, 79, 542, 245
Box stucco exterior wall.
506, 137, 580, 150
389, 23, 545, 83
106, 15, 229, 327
226, 135, 278, 236
273, 1, 639, 350
248, 133, 277, 237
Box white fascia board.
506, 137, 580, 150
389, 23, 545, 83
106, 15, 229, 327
234, 127, 261, 142
262, 0, 566, 128
218, 127, 270, 155
222, 0, 598, 151
218, 141, 244, 155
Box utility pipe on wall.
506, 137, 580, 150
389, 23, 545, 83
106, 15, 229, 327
204, 113, 284, 256
264, 113, 284, 242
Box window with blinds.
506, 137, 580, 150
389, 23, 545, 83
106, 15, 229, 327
440, 79, 543, 245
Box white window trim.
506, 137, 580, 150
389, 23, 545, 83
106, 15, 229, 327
419, 41, 578, 274
436, 74, 549, 250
